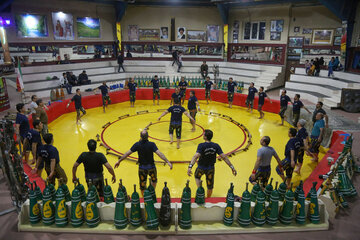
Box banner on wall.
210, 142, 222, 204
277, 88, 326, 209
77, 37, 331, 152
224, 24, 228, 53
139, 29, 160, 41
15, 14, 48, 38
207, 25, 219, 43
116, 22, 121, 51
232, 20, 239, 43
340, 20, 347, 68
76, 17, 100, 38
52, 12, 74, 40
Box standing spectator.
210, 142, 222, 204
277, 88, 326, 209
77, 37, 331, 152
172, 50, 178, 66
308, 113, 325, 162
73, 139, 116, 197
16, 103, 30, 162
200, 61, 208, 79
35, 99, 49, 136
304, 60, 311, 74
117, 53, 125, 73
177, 51, 183, 73
328, 57, 335, 78
126, 50, 132, 58
78, 70, 91, 85
313, 58, 320, 76
312, 101, 329, 128
29, 95, 38, 120
292, 94, 311, 127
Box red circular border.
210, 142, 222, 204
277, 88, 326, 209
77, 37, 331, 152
101, 112, 248, 162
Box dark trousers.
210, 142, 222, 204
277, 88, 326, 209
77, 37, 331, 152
118, 64, 125, 72
62, 84, 72, 94
201, 71, 208, 79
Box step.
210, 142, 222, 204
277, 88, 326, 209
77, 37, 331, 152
295, 68, 360, 83
290, 74, 351, 89
322, 97, 340, 108
285, 82, 341, 98
282, 88, 328, 104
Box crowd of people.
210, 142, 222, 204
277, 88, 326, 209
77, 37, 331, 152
15, 74, 330, 198
304, 56, 342, 77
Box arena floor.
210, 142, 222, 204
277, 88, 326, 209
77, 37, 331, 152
44, 100, 325, 198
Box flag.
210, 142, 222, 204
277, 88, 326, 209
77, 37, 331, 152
16, 61, 24, 92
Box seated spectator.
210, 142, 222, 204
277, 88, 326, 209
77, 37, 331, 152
59, 72, 72, 94
78, 70, 91, 85
126, 50, 132, 58
68, 72, 78, 86
200, 61, 208, 79
61, 54, 71, 64
304, 60, 311, 74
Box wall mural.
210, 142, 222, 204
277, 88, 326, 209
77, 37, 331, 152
52, 12, 74, 40
15, 14, 48, 38
77, 17, 100, 38
138, 29, 160, 41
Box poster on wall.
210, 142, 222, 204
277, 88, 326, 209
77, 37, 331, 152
335, 27, 342, 37
312, 29, 334, 45
233, 20, 239, 43
294, 26, 300, 33
187, 30, 206, 42
288, 37, 304, 48
270, 20, 284, 32
76, 17, 100, 38
15, 14, 48, 38
128, 25, 139, 41
302, 28, 312, 34
304, 38, 310, 45
270, 32, 281, 41
160, 27, 168, 39
178, 27, 186, 39
52, 12, 74, 40
138, 29, 160, 41
207, 25, 220, 42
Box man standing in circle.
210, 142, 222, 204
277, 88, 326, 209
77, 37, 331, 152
249, 136, 282, 188
245, 82, 258, 113
294, 119, 309, 174
158, 98, 194, 149
128, 78, 137, 108
188, 90, 201, 132
95, 82, 111, 113
227, 77, 237, 108
292, 94, 311, 127
179, 77, 188, 105
170, 87, 182, 105
187, 129, 237, 198
279, 89, 293, 125
114, 130, 173, 195
15, 103, 30, 162
25, 119, 43, 172
257, 87, 272, 119
308, 113, 325, 162
67, 89, 86, 125
151, 75, 160, 106
312, 101, 329, 128
204, 76, 214, 104
72, 139, 116, 197
276, 128, 300, 188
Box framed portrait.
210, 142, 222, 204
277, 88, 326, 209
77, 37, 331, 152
270, 32, 281, 41
160, 27, 168, 40
304, 38, 311, 45
187, 30, 206, 42
312, 29, 334, 45
177, 27, 186, 40
335, 27, 342, 36
207, 25, 220, 42
233, 20, 239, 43
270, 20, 284, 32
76, 17, 100, 38
15, 14, 48, 38
138, 29, 160, 41
302, 28, 312, 34
288, 36, 304, 48
334, 36, 341, 46
294, 26, 300, 33
128, 25, 138, 41
52, 12, 74, 40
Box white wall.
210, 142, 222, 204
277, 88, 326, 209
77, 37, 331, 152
4, 0, 116, 43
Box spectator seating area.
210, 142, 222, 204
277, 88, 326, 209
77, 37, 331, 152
8, 60, 285, 99
283, 68, 360, 108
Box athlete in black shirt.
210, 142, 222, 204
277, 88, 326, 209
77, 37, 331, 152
66, 88, 86, 124
115, 130, 172, 195
72, 139, 116, 197
187, 129, 237, 197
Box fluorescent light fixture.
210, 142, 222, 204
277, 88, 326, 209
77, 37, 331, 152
57, 11, 66, 19
5, 19, 10, 25
24, 15, 38, 29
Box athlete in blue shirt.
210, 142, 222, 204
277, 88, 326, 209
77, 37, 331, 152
187, 90, 201, 131
227, 77, 237, 108
158, 98, 194, 149
95, 82, 111, 113
15, 103, 30, 163
178, 77, 188, 105
204, 76, 214, 104
309, 112, 325, 162
257, 87, 272, 119
279, 89, 293, 125
245, 82, 258, 112
294, 119, 309, 174
25, 120, 43, 174
151, 75, 160, 105
170, 87, 182, 106
66, 89, 86, 124
187, 129, 237, 197
292, 94, 311, 127
276, 128, 300, 188
127, 78, 137, 107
